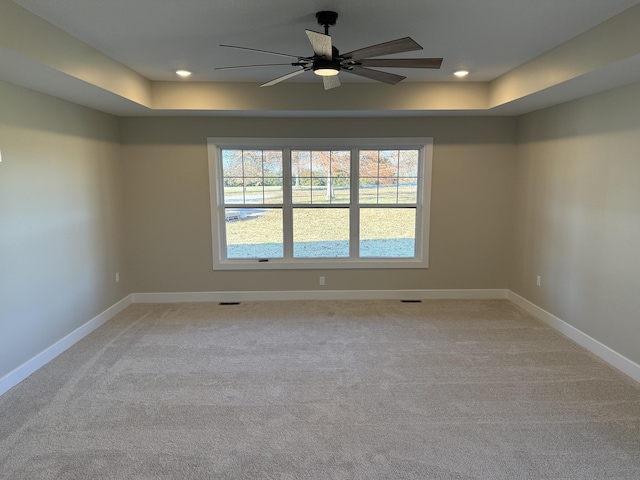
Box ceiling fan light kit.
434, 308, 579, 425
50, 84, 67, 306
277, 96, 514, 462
217, 11, 443, 90
313, 59, 340, 76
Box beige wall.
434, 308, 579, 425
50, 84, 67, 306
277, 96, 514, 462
0, 80, 128, 379
512, 81, 640, 365
121, 116, 516, 293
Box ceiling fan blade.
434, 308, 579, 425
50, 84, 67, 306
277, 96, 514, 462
220, 44, 301, 60
322, 75, 341, 90
305, 30, 332, 58
215, 63, 298, 71
346, 66, 406, 85
360, 58, 443, 69
260, 68, 307, 87
342, 37, 422, 61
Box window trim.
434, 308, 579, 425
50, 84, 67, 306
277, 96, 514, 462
207, 137, 432, 270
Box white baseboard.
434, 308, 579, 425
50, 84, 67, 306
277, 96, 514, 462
0, 294, 134, 397
132, 288, 508, 303
507, 291, 640, 384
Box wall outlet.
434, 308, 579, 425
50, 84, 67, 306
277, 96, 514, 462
319, 276, 325, 286
536, 275, 541, 287
115, 272, 120, 284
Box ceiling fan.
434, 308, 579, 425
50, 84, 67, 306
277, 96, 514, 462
216, 11, 443, 90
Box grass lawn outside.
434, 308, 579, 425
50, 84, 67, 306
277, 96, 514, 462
225, 185, 417, 259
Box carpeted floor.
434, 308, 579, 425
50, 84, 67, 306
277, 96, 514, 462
1, 299, 640, 479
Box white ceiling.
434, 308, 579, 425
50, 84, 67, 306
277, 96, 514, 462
12, 0, 640, 83
4, 0, 640, 116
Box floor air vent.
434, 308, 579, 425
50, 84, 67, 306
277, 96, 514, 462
219, 302, 241, 306
400, 300, 423, 303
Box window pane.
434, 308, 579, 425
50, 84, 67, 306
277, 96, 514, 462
292, 183, 311, 204
242, 150, 263, 177
377, 183, 399, 204
360, 208, 416, 258
311, 151, 330, 178
359, 150, 387, 204
222, 150, 243, 177
225, 208, 283, 259
399, 150, 419, 177
263, 151, 282, 177
292, 151, 311, 185
293, 150, 350, 205
398, 179, 418, 203
332, 178, 350, 204
310, 177, 350, 204
221, 149, 283, 205
223, 179, 244, 204
311, 181, 331, 204
379, 150, 399, 179
263, 180, 283, 204
330, 151, 351, 178
293, 208, 349, 258
359, 179, 378, 204
360, 151, 378, 177
359, 149, 419, 206
243, 180, 264, 203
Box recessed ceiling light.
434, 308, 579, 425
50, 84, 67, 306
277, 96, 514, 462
176, 69, 192, 78
454, 70, 469, 78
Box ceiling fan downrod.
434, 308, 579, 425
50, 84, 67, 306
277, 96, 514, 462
316, 11, 338, 36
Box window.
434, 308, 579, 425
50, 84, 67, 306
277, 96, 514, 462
208, 138, 432, 270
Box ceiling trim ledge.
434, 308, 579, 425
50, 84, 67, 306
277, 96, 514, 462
0, 1, 152, 109
489, 3, 640, 110
149, 81, 491, 114
4, 1, 640, 117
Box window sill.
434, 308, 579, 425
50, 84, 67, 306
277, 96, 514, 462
213, 258, 429, 270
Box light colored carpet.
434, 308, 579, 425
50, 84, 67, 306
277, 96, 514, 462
1, 299, 639, 479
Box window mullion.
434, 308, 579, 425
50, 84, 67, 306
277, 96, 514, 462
282, 148, 293, 259
241, 150, 246, 203
414, 147, 426, 260
396, 150, 400, 204
261, 150, 265, 203
350, 147, 359, 259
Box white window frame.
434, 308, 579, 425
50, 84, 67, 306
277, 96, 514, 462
207, 137, 432, 270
